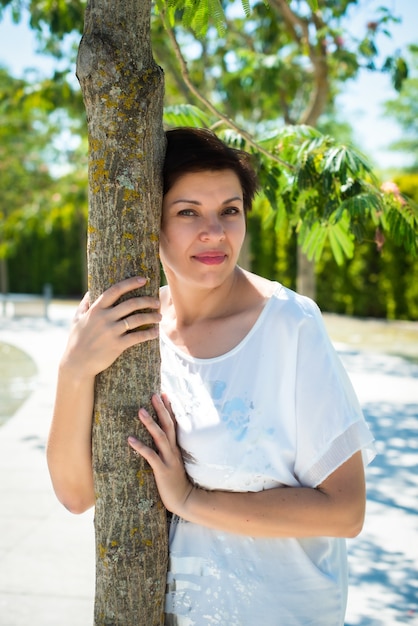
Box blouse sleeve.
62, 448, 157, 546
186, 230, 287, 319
293, 298, 375, 487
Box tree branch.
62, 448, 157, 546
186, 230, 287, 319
269, 0, 330, 126
161, 13, 293, 170
269, 0, 308, 44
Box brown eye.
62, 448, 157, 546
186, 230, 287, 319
178, 209, 197, 216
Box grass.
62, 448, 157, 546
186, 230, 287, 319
0, 342, 38, 426
323, 313, 418, 362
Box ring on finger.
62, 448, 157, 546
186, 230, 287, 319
123, 318, 130, 332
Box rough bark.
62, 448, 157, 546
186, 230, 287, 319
76, 1, 167, 624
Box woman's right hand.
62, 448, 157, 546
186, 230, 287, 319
61, 276, 161, 378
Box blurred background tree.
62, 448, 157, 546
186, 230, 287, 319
0, 0, 416, 318
0, 59, 87, 296
313, 42, 418, 320
384, 43, 418, 169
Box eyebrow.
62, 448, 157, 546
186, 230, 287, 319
169, 195, 243, 206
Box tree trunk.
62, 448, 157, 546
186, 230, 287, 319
0, 258, 8, 295
269, 0, 329, 300
76, 1, 167, 624
296, 245, 316, 298
0, 258, 8, 316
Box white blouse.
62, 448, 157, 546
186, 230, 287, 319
160, 283, 375, 625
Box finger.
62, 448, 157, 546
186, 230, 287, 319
128, 435, 160, 467
72, 292, 90, 325
138, 407, 171, 455
151, 395, 177, 445
114, 295, 161, 321
95, 276, 148, 309
120, 324, 160, 348
161, 393, 176, 424
79, 291, 90, 312
151, 395, 172, 427
118, 308, 161, 333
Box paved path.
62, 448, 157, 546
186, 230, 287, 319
0, 305, 417, 626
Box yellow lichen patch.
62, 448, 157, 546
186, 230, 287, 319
123, 232, 135, 241
89, 138, 102, 153
90, 158, 110, 194
142, 538, 153, 547
98, 543, 108, 561
91, 158, 109, 180
107, 257, 122, 280
130, 527, 139, 538
119, 250, 134, 264
150, 233, 159, 243
94, 409, 101, 425
100, 94, 119, 110
122, 188, 142, 203
111, 540, 119, 547
136, 468, 153, 487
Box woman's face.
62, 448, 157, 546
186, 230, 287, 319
160, 169, 246, 290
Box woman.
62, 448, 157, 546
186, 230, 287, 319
47, 128, 375, 625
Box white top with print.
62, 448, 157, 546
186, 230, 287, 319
160, 283, 375, 626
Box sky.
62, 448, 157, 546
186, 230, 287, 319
335, 0, 417, 171
0, 0, 416, 172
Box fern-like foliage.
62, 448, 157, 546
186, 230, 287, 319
381, 193, 418, 254
164, 104, 212, 128
163, 104, 418, 264
155, 0, 251, 37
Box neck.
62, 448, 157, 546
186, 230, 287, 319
163, 266, 244, 327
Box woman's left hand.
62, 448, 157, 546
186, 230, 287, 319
128, 394, 194, 514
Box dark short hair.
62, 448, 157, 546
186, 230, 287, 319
163, 127, 259, 213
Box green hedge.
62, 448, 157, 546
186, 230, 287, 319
7, 220, 86, 298
247, 173, 418, 320
6, 175, 417, 319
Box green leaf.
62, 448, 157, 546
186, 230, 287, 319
335, 191, 382, 223
393, 56, 409, 91
299, 221, 328, 262
170, 0, 226, 37
327, 219, 355, 265
359, 38, 377, 58
163, 104, 213, 128
240, 0, 251, 18
382, 198, 418, 254
305, 0, 319, 11
274, 195, 288, 233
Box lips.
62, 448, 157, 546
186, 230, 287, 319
192, 251, 227, 265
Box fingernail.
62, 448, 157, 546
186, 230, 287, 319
128, 436, 137, 444
137, 276, 148, 284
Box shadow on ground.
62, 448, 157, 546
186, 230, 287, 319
347, 398, 418, 626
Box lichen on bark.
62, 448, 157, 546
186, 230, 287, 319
76, 1, 168, 624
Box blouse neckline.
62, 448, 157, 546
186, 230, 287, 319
159, 282, 283, 364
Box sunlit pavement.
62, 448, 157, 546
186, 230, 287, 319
338, 349, 418, 625
0, 305, 417, 626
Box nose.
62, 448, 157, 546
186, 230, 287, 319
199, 216, 225, 241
